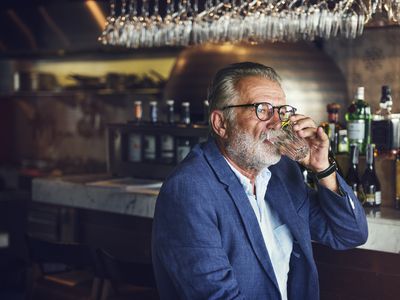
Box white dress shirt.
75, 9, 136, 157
225, 160, 293, 300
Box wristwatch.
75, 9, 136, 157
312, 157, 338, 181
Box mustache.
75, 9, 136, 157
261, 130, 278, 143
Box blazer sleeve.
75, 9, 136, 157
307, 173, 369, 250
152, 175, 245, 300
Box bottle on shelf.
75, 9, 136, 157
361, 144, 381, 207
337, 129, 349, 153
128, 100, 143, 162
320, 103, 345, 174
160, 100, 176, 164
181, 102, 191, 126
149, 100, 158, 124
345, 144, 364, 202
133, 100, 143, 123
371, 85, 397, 153
176, 101, 193, 162
345, 87, 372, 155
166, 99, 175, 124
143, 101, 158, 162
323, 103, 343, 154
375, 85, 393, 119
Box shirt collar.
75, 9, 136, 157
224, 157, 271, 197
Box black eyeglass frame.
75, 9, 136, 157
222, 102, 297, 122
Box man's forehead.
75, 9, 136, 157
237, 88, 285, 105
237, 77, 284, 99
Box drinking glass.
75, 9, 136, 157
267, 121, 310, 162
99, 0, 392, 48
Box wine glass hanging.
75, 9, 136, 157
98, 0, 400, 48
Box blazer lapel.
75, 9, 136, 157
265, 168, 314, 264
225, 184, 280, 290
203, 139, 280, 291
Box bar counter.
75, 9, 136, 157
32, 174, 400, 254
32, 174, 158, 218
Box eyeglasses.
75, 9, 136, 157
222, 102, 297, 122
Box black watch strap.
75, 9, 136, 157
313, 161, 338, 180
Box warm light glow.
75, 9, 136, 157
7, 9, 38, 50
219, 43, 235, 53
175, 58, 187, 73
85, 0, 107, 30
34, 58, 177, 86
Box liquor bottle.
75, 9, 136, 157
321, 103, 345, 174
166, 99, 175, 124
181, 102, 191, 126
371, 86, 394, 152
321, 104, 348, 154
324, 103, 343, 154
361, 144, 381, 207
376, 85, 393, 118
337, 129, 349, 153
345, 87, 371, 154
345, 144, 364, 202
176, 101, 192, 163
160, 100, 175, 164
149, 100, 158, 123
396, 150, 400, 209
128, 100, 143, 162
143, 101, 158, 162
133, 100, 143, 122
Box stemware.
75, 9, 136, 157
149, 0, 163, 47
115, 0, 129, 46
125, 0, 139, 48
98, 0, 118, 45
99, 0, 394, 48
393, 0, 400, 22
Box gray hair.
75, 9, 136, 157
207, 62, 281, 135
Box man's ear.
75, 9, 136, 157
210, 110, 228, 139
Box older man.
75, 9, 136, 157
152, 62, 368, 300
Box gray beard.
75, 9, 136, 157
225, 127, 281, 173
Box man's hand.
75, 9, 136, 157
290, 115, 339, 192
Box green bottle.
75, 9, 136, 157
345, 87, 371, 154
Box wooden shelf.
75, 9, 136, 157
108, 123, 209, 180
108, 122, 209, 137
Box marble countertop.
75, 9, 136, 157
32, 175, 400, 254
359, 207, 400, 254
32, 174, 159, 218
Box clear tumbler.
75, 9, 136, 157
267, 121, 310, 161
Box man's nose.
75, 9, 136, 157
267, 112, 281, 129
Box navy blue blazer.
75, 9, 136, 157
152, 138, 368, 300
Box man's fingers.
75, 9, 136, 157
317, 126, 329, 142
291, 116, 316, 131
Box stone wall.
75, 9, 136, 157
325, 26, 400, 113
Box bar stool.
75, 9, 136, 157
96, 248, 158, 300
25, 234, 102, 300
